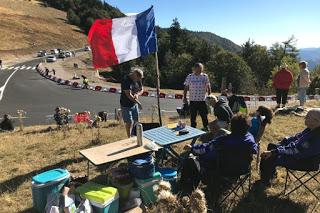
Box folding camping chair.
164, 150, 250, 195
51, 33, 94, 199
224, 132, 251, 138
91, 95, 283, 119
212, 144, 253, 210
282, 155, 320, 201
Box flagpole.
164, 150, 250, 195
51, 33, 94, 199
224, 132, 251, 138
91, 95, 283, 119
155, 52, 162, 126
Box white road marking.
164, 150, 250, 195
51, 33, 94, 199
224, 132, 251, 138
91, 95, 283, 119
8, 67, 15, 70
14, 66, 20, 70
20, 66, 26, 70
0, 68, 20, 101
26, 66, 31, 70
32, 67, 36, 70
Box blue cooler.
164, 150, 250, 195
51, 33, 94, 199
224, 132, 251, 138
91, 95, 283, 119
129, 158, 155, 179
32, 168, 70, 213
158, 168, 177, 192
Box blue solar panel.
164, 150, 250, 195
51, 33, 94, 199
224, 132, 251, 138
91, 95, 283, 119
143, 126, 206, 146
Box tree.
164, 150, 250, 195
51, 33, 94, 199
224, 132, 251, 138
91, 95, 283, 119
241, 40, 273, 89
168, 18, 187, 55
269, 36, 299, 67
308, 76, 320, 95
206, 50, 256, 94
67, 9, 80, 26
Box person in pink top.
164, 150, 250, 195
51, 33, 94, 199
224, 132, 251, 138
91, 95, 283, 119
272, 64, 293, 108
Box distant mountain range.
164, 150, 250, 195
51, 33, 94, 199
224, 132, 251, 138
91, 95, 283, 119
188, 31, 241, 53
299, 48, 320, 70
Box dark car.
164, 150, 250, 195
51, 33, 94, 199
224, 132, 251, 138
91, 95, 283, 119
58, 52, 66, 59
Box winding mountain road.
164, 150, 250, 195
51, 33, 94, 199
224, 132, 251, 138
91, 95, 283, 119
0, 57, 181, 126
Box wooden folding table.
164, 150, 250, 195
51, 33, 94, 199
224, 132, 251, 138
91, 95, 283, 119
80, 137, 161, 178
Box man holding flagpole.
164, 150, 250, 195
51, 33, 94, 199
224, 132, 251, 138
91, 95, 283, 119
88, 6, 163, 132
120, 68, 144, 137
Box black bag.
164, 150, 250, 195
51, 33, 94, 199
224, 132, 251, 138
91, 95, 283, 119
180, 156, 201, 193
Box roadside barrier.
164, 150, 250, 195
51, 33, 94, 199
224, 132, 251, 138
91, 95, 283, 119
36, 65, 318, 102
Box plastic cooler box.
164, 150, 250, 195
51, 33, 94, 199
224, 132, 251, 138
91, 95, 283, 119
135, 172, 162, 205
158, 168, 178, 192
76, 182, 119, 213
32, 168, 70, 213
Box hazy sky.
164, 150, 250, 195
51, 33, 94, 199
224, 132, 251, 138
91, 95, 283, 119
105, 0, 320, 48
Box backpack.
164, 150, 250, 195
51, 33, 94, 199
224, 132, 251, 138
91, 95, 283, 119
180, 155, 201, 193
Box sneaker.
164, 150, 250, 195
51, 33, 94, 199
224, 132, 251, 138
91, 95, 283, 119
201, 127, 209, 132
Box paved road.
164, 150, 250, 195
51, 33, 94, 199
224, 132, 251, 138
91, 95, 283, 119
0, 58, 181, 126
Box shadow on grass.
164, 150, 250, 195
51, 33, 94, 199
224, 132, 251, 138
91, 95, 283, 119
0, 157, 85, 194
20, 208, 34, 213
72, 29, 85, 34
230, 181, 308, 213
24, 127, 56, 135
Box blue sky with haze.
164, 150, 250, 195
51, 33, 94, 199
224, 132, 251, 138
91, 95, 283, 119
105, 0, 320, 48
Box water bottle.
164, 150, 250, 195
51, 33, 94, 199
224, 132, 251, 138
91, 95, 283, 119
136, 123, 143, 146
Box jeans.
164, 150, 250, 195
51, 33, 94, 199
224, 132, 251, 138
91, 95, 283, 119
189, 101, 208, 129
121, 104, 139, 124
298, 88, 307, 106
276, 89, 289, 105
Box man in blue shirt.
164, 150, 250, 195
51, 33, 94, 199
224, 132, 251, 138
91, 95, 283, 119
260, 109, 320, 185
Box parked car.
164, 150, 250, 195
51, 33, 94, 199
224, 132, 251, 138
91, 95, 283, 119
58, 52, 66, 59
50, 49, 59, 55
57, 48, 64, 53
47, 56, 57, 62
84, 46, 91, 51
37, 50, 47, 57
65, 51, 72, 57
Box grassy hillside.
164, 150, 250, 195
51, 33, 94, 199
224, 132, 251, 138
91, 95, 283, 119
1, 102, 320, 212
0, 0, 87, 62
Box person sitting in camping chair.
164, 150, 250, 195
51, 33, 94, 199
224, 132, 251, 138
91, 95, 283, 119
0, 114, 14, 132
260, 108, 320, 186
199, 120, 231, 143
180, 114, 257, 193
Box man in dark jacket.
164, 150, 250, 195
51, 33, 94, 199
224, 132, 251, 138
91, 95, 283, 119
207, 95, 233, 123
0, 114, 14, 131
260, 109, 320, 185
181, 114, 257, 191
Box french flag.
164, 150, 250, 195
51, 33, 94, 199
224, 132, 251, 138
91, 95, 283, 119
88, 7, 157, 69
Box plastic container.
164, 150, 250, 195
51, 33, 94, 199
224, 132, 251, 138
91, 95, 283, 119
135, 172, 162, 205
158, 168, 178, 192
76, 182, 119, 213
129, 158, 155, 179
32, 168, 70, 213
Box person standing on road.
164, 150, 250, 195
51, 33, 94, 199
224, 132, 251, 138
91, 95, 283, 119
272, 64, 293, 108
120, 68, 144, 137
183, 63, 211, 130
297, 61, 311, 107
